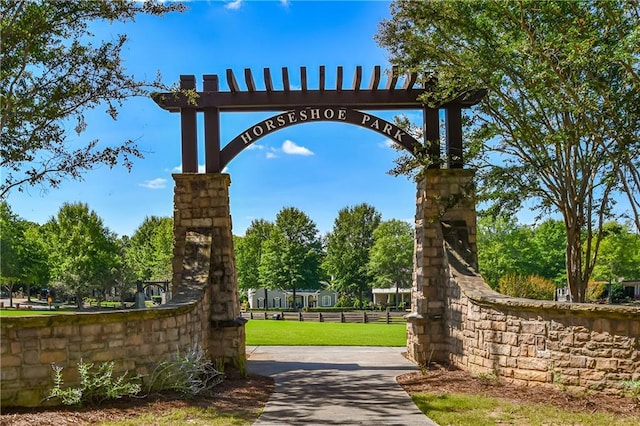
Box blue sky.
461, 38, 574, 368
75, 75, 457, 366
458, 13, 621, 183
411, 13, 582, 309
8, 0, 430, 237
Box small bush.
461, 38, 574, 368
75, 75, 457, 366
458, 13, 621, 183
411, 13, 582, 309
148, 344, 224, 397
47, 360, 141, 406
498, 274, 556, 300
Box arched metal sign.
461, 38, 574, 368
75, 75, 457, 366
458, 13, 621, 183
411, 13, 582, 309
220, 107, 421, 169
152, 65, 485, 173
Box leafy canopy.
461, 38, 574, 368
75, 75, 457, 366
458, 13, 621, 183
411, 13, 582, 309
0, 0, 185, 198
377, 0, 640, 301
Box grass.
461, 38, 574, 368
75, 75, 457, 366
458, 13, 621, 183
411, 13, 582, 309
101, 407, 254, 426
245, 319, 406, 346
0, 308, 75, 316
411, 392, 639, 426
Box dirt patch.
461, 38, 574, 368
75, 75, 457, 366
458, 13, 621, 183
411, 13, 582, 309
0, 373, 274, 426
397, 364, 640, 418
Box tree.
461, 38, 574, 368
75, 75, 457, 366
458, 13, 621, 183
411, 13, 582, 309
17, 223, 50, 301
0, 202, 50, 304
0, 201, 24, 306
110, 237, 137, 306
235, 219, 274, 309
126, 216, 173, 282
258, 207, 323, 310
592, 222, 640, 286
323, 204, 381, 307
529, 219, 566, 286
377, 0, 640, 302
0, 0, 185, 198
45, 202, 119, 307
367, 219, 414, 309
477, 215, 535, 289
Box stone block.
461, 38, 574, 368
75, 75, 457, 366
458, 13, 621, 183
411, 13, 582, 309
1, 367, 20, 381
41, 338, 67, 351
595, 358, 618, 371
40, 351, 67, 364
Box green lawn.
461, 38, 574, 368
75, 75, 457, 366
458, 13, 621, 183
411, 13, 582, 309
0, 308, 75, 316
412, 392, 640, 426
245, 319, 406, 346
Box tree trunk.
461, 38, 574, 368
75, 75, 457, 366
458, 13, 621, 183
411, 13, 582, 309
264, 288, 268, 311
566, 228, 587, 302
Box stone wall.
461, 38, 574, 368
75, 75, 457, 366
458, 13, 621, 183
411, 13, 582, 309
1, 173, 245, 407
0, 231, 212, 407
408, 169, 640, 394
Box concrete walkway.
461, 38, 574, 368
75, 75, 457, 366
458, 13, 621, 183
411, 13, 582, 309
247, 346, 438, 426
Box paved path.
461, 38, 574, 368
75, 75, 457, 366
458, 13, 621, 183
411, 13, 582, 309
247, 346, 438, 426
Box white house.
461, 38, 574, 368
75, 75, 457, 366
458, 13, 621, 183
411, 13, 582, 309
247, 287, 338, 310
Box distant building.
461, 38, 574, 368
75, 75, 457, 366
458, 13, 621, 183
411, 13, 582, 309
372, 286, 411, 309
622, 279, 640, 300
247, 287, 338, 310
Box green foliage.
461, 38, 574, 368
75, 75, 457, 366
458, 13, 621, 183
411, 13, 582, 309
149, 345, 224, 398
126, 216, 173, 282
258, 207, 323, 308
377, 0, 640, 302
323, 203, 381, 305
498, 274, 556, 300
48, 360, 141, 406
44, 202, 119, 307
235, 219, 274, 292
477, 216, 566, 289
592, 222, 640, 282
367, 219, 413, 308
0, 0, 185, 198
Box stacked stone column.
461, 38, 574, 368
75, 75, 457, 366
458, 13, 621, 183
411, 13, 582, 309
173, 173, 245, 364
407, 169, 477, 365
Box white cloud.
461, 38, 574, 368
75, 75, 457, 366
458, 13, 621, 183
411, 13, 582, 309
247, 143, 265, 150
282, 139, 314, 156
172, 164, 206, 173
280, 0, 290, 6
380, 139, 396, 148
266, 151, 277, 159
139, 178, 167, 189
224, 0, 242, 10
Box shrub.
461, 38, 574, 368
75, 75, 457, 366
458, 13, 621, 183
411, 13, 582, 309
47, 360, 141, 406
148, 344, 224, 397
498, 274, 556, 300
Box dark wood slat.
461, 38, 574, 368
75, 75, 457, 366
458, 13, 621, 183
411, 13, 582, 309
369, 65, 381, 90
282, 67, 290, 92
352, 65, 362, 91
300, 66, 308, 92
336, 66, 343, 91
403, 72, 417, 90
203, 75, 221, 173
244, 68, 256, 92
319, 65, 325, 91
424, 107, 440, 168
226, 69, 239, 92
445, 105, 463, 168
263, 68, 273, 92
386, 66, 399, 90
179, 75, 197, 173
154, 88, 487, 112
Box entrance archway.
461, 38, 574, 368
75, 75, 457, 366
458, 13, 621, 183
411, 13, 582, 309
153, 65, 485, 363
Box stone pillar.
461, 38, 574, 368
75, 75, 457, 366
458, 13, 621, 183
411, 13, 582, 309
173, 173, 245, 365
407, 169, 477, 365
